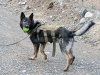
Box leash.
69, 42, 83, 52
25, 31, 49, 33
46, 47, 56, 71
0, 35, 29, 46
0, 21, 41, 46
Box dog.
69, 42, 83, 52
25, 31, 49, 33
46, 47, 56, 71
20, 12, 95, 71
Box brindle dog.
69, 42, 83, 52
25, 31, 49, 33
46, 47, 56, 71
20, 12, 95, 71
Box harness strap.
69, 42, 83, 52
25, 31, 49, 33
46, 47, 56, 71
43, 31, 56, 57
43, 31, 48, 42
37, 30, 40, 41
51, 31, 56, 57
38, 25, 57, 57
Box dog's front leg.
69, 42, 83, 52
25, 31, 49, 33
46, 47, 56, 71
29, 44, 40, 60
40, 43, 47, 60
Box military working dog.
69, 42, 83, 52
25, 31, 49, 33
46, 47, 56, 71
20, 12, 95, 71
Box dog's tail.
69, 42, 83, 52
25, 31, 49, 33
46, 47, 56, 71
70, 21, 95, 37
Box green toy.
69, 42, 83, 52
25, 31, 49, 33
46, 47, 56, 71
23, 27, 29, 32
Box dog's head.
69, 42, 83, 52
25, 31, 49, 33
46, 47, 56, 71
20, 12, 34, 33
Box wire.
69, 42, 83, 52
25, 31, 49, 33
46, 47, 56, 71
0, 35, 29, 46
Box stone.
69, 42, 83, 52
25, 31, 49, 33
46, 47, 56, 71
24, 5, 31, 9
74, 17, 78, 21
21, 70, 26, 73
47, 2, 54, 9
79, 7, 88, 17
19, 1, 27, 5
50, 16, 53, 18
85, 12, 93, 18
80, 18, 86, 24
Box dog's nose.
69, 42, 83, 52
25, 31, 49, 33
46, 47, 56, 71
25, 25, 29, 28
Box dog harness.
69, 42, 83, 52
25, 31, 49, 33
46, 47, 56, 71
38, 25, 60, 42
37, 25, 65, 57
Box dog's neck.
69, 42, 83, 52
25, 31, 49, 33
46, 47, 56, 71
28, 21, 41, 35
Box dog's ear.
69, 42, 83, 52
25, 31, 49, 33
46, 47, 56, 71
29, 13, 33, 20
20, 12, 25, 20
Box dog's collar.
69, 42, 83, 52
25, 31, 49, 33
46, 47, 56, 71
29, 25, 41, 35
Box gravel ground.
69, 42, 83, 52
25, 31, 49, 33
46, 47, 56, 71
0, 0, 100, 75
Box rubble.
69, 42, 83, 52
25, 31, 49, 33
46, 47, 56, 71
85, 12, 93, 18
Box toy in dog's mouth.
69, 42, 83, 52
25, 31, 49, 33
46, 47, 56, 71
23, 27, 29, 32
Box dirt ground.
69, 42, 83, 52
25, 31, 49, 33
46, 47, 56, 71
0, 0, 100, 75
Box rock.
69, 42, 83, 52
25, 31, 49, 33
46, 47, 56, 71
50, 16, 53, 18
74, 0, 77, 2
21, 70, 26, 73
24, 5, 31, 9
8, 0, 12, 2
14, 9, 18, 11
19, 1, 27, 5
34, 8, 37, 11
80, 18, 86, 24
74, 17, 78, 21
79, 7, 88, 17
95, 11, 100, 19
85, 12, 93, 18
62, 10, 65, 13
47, 2, 54, 9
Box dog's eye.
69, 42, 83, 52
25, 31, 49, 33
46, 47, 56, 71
28, 22, 30, 25
23, 20, 26, 22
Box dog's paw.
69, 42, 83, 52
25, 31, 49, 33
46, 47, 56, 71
70, 56, 75, 65
63, 66, 69, 72
44, 55, 47, 60
63, 67, 69, 72
28, 57, 35, 60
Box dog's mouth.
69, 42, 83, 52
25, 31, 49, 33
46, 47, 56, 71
23, 27, 29, 33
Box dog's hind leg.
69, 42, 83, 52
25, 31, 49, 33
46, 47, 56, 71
65, 38, 75, 65
69, 50, 75, 65
59, 38, 74, 71
40, 43, 47, 60
29, 44, 40, 60
63, 51, 71, 71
